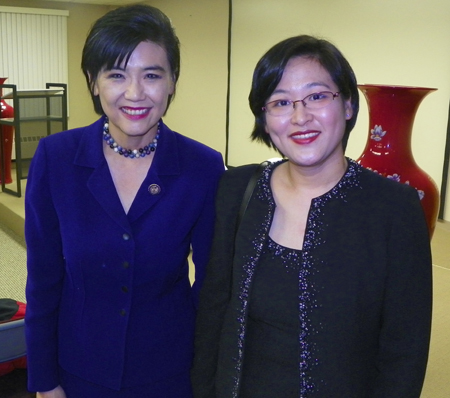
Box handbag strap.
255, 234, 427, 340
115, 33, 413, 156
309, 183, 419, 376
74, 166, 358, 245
236, 161, 269, 230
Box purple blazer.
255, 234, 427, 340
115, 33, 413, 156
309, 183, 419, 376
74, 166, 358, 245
25, 117, 224, 392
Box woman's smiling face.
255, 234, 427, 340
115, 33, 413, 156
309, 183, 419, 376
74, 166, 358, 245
264, 56, 353, 169
93, 40, 174, 147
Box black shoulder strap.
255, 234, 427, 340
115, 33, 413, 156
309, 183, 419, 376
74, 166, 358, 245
236, 161, 269, 230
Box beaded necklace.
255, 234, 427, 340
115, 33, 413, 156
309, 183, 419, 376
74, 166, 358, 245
102, 118, 160, 159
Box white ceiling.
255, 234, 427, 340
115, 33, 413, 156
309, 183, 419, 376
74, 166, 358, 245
44, 0, 140, 5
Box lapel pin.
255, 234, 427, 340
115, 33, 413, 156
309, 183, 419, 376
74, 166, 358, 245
148, 184, 161, 195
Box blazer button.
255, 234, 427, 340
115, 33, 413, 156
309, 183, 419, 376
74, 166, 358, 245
122, 233, 130, 241
123, 261, 130, 269
120, 309, 126, 316
148, 184, 161, 195
121, 286, 128, 293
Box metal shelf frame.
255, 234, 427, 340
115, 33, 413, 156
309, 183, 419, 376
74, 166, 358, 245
0, 83, 67, 197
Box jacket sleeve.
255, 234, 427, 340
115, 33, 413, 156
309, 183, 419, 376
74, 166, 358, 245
24, 139, 65, 392
191, 165, 257, 398
190, 151, 225, 308
372, 187, 432, 397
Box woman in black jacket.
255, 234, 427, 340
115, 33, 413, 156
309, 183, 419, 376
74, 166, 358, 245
192, 35, 432, 398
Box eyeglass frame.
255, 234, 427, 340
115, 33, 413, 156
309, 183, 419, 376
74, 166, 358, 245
262, 91, 340, 116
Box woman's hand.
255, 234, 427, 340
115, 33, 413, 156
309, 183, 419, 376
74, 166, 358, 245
37, 385, 67, 398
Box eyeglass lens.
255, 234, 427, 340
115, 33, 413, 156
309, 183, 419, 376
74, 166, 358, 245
264, 91, 338, 116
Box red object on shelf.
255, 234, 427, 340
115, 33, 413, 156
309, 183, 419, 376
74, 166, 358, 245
0, 77, 14, 184
357, 84, 440, 238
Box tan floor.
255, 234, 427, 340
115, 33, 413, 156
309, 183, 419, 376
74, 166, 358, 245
0, 178, 26, 238
0, 183, 449, 396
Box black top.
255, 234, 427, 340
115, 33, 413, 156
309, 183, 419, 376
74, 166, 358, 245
240, 237, 302, 397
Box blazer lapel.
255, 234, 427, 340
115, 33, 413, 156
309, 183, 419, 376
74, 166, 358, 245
72, 119, 182, 227
87, 162, 130, 229
74, 117, 130, 231
236, 176, 273, 267
127, 121, 181, 223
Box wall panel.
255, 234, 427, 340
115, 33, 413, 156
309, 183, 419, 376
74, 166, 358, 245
0, 7, 68, 95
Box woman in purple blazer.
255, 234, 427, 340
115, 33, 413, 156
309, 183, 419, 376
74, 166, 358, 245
24, 5, 224, 398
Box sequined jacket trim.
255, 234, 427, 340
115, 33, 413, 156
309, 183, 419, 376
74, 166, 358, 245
232, 160, 363, 397
192, 159, 432, 398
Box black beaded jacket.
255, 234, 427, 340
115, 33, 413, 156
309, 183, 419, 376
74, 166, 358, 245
192, 159, 432, 398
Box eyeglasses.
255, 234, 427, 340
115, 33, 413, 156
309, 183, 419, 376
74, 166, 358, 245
263, 91, 340, 116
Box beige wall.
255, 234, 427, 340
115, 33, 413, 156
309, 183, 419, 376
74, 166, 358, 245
1, 0, 449, 220
146, 0, 229, 153
0, 0, 110, 129
228, 0, 450, 221
0, 0, 229, 150
64, 2, 112, 129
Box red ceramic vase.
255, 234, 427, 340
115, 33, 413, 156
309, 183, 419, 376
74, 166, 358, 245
357, 84, 439, 238
0, 77, 14, 184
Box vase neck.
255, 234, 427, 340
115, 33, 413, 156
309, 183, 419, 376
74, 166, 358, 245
360, 86, 435, 161
364, 121, 414, 159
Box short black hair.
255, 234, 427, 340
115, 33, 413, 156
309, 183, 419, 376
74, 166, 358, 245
81, 4, 180, 115
249, 35, 359, 152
